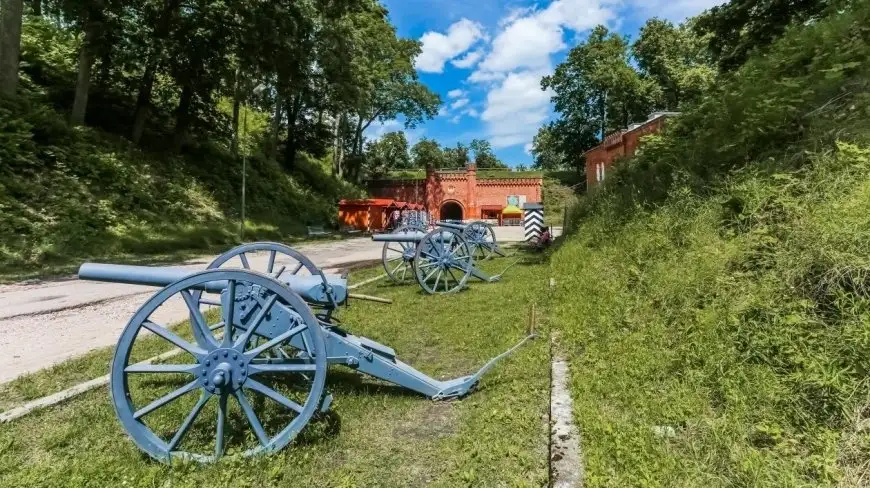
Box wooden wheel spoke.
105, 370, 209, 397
235, 389, 270, 447
222, 280, 236, 347
246, 324, 306, 358
142, 321, 206, 357
167, 392, 210, 451
245, 379, 304, 413
272, 265, 286, 278
266, 250, 277, 274
181, 290, 218, 348
238, 253, 250, 269
125, 364, 200, 374
133, 380, 199, 419
249, 361, 318, 375
215, 394, 228, 458
291, 262, 304, 275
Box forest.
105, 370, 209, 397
0, 0, 514, 273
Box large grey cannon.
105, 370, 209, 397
374, 227, 501, 294
401, 220, 505, 260
77, 253, 532, 463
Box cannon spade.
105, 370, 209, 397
77, 252, 532, 463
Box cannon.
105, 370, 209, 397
374, 227, 502, 294
77, 243, 532, 463
400, 220, 505, 261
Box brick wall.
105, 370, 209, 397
367, 166, 542, 220
585, 114, 672, 188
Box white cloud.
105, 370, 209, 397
364, 119, 402, 140
447, 89, 466, 99
437, 106, 449, 117
476, 0, 616, 76
464, 108, 479, 118
451, 48, 485, 69
524, 143, 533, 155
450, 115, 462, 124
481, 70, 553, 148
468, 70, 506, 84
415, 19, 487, 73
451, 98, 470, 110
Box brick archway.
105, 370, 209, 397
439, 200, 464, 221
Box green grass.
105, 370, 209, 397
550, 143, 870, 486
0, 257, 550, 487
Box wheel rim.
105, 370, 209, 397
193, 242, 336, 341
110, 269, 327, 463
463, 222, 496, 261
382, 225, 420, 284
413, 228, 472, 294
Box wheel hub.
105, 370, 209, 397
202, 348, 249, 393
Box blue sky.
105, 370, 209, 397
370, 0, 724, 167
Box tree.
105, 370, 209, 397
411, 138, 444, 169
363, 130, 410, 177
0, 0, 24, 96
530, 125, 567, 170
542, 25, 656, 159
442, 142, 469, 169
469, 138, 507, 168
694, 0, 831, 72
633, 18, 716, 109
344, 6, 440, 159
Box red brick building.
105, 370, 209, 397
367, 165, 542, 223
585, 112, 679, 188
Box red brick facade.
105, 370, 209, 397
585, 112, 678, 188
367, 165, 542, 221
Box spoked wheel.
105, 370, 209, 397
413, 228, 473, 294
382, 225, 421, 284
194, 242, 336, 335
462, 221, 498, 261
110, 269, 327, 463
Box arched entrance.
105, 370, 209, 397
439, 200, 463, 221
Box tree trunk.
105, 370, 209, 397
332, 112, 345, 178
172, 81, 193, 151
130, 0, 180, 143
352, 116, 364, 155
30, 0, 39, 15
230, 69, 241, 157
131, 60, 157, 143
70, 22, 98, 126
266, 96, 282, 161
283, 94, 303, 171
332, 113, 340, 176
0, 0, 24, 97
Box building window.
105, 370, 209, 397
596, 162, 605, 182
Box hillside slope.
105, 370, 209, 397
550, 2, 870, 485
0, 97, 360, 278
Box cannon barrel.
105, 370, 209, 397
372, 231, 456, 243
78, 263, 348, 304
435, 220, 467, 231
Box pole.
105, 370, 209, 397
240, 102, 248, 240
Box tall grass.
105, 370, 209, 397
550, 2, 870, 484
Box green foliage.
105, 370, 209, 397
410, 137, 445, 169
0, 96, 361, 273
553, 142, 870, 485
598, 0, 870, 209
530, 124, 568, 171
552, 1, 870, 483
469, 138, 506, 168
363, 130, 411, 177
694, 0, 834, 71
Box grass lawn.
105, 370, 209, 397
0, 254, 551, 487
